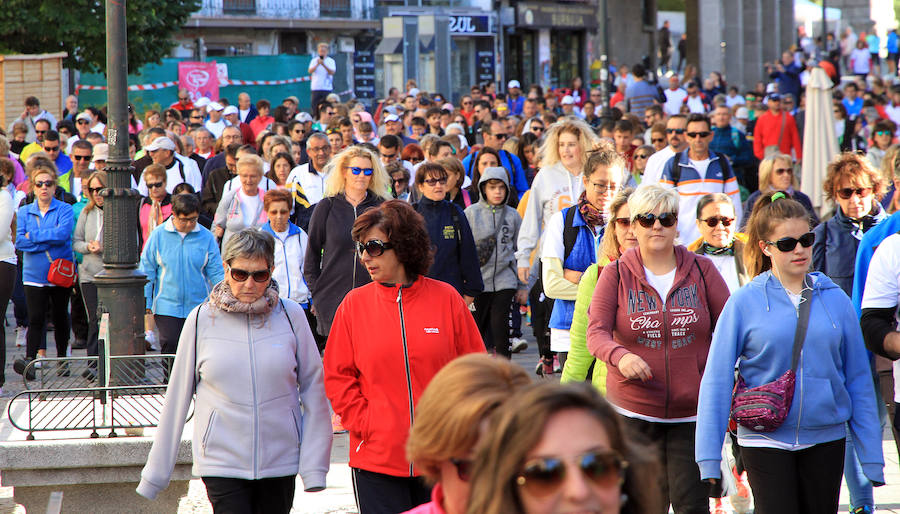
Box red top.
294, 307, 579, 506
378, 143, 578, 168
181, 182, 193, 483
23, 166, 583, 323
249, 116, 274, 138
586, 245, 729, 419
324, 277, 485, 476
402, 483, 445, 514
752, 110, 802, 161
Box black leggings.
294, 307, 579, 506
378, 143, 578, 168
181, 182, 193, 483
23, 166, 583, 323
24, 285, 70, 360
474, 289, 515, 358
740, 438, 845, 514
529, 278, 554, 360
0, 262, 15, 386
202, 475, 295, 514
351, 468, 431, 514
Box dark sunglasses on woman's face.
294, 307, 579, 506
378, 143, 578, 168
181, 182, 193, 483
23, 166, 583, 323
88, 187, 104, 195
766, 232, 815, 252
229, 267, 271, 283
356, 239, 393, 257
424, 177, 448, 186
515, 450, 628, 498
701, 216, 734, 228
34, 180, 56, 189
635, 212, 677, 228
836, 187, 872, 200
614, 217, 631, 227
348, 166, 374, 176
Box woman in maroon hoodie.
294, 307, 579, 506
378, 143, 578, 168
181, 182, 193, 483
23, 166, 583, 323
586, 184, 730, 514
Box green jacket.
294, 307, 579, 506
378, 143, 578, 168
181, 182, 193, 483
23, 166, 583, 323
559, 260, 608, 393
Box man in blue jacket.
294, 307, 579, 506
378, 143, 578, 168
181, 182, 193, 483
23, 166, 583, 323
140, 194, 224, 354
461, 120, 529, 201
767, 51, 802, 106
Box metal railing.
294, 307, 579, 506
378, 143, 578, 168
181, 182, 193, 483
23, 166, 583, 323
7, 352, 193, 440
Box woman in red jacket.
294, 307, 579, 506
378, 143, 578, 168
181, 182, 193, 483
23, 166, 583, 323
323, 200, 485, 514
586, 184, 730, 514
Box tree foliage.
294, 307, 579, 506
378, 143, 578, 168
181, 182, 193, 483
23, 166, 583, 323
0, 0, 200, 74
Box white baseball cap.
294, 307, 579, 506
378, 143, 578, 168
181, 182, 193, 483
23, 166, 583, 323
384, 114, 401, 123
561, 95, 575, 105
508, 80, 521, 89
145, 137, 176, 152
735, 107, 749, 120
295, 112, 313, 123
222, 105, 238, 116
208, 102, 224, 112
194, 97, 210, 108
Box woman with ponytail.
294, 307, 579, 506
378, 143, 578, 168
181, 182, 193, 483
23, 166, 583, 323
696, 192, 884, 514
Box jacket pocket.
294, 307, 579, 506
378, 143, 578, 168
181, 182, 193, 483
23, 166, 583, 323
291, 408, 302, 449
800, 376, 844, 428
201, 410, 218, 456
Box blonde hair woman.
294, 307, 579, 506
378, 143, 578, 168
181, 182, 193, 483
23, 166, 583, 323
742, 153, 818, 227
73, 171, 107, 361
305, 146, 390, 338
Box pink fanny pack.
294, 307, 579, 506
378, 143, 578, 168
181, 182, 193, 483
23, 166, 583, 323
730, 284, 811, 433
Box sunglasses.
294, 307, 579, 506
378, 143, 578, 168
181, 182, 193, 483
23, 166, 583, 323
88, 187, 104, 195
701, 216, 734, 227
774, 167, 793, 175
35, 180, 56, 188
179, 96, 190, 101
493, 133, 509, 140
651, 137, 665, 143
43, 146, 60, 152
348, 166, 374, 176
326, 128, 341, 135
146, 181, 165, 189
424, 177, 448, 186
686, 131, 711, 139
766, 232, 815, 252
635, 212, 677, 228
516, 450, 628, 497
666, 128, 685, 134
229, 267, 271, 283
73, 154, 91, 161
875, 130, 892, 136
590, 182, 617, 193
77, 120, 90, 125
356, 239, 393, 257
450, 458, 472, 482
836, 187, 872, 199
634, 154, 649, 159
532, 126, 544, 132
614, 217, 631, 227
35, 130, 47, 134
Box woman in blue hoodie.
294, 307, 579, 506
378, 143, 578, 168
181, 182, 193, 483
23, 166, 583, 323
696, 193, 884, 514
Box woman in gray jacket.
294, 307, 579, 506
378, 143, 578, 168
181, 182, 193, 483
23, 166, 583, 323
73, 170, 106, 360
137, 229, 332, 513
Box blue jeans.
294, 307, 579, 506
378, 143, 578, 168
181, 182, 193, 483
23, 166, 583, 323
844, 428, 874, 509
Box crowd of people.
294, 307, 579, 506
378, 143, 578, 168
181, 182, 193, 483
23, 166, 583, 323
2, 31, 900, 512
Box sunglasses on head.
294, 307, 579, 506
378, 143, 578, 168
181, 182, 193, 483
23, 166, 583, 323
424, 177, 448, 186
635, 212, 677, 228
701, 216, 734, 228
229, 267, 271, 283
515, 450, 628, 497
686, 131, 711, 139
356, 239, 393, 257
836, 187, 872, 199
34, 180, 56, 189
766, 232, 815, 252
666, 128, 685, 134
348, 166, 374, 176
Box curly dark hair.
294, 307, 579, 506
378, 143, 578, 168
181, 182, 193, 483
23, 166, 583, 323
351, 200, 434, 279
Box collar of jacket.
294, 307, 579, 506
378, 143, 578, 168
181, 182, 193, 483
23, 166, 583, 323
418, 196, 445, 209
676, 148, 720, 167
141, 193, 172, 208
833, 201, 886, 231
375, 275, 422, 301
26, 197, 61, 216
261, 221, 302, 238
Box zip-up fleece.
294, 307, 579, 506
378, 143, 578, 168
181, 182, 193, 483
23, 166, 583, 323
304, 192, 384, 336
137, 299, 332, 500
140, 218, 225, 318
695, 272, 884, 484
515, 161, 584, 269
586, 245, 730, 418
261, 221, 310, 304
464, 166, 523, 292
323, 277, 485, 477
15, 198, 75, 285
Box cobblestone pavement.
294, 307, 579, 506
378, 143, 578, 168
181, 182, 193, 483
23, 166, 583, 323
3, 313, 900, 512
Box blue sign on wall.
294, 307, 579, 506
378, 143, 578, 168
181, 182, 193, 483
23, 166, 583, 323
449, 15, 491, 34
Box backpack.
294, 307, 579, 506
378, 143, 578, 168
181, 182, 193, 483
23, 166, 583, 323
562, 206, 580, 261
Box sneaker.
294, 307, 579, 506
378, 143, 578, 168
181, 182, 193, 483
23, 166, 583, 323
13, 358, 36, 381
509, 337, 528, 353
15, 327, 25, 347
711, 497, 735, 514
82, 368, 97, 382
332, 413, 347, 434
535, 360, 544, 376
850, 507, 876, 514
553, 355, 561, 373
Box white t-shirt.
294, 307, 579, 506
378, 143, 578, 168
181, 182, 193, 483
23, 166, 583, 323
239, 108, 251, 123
238, 190, 262, 227
309, 56, 336, 91
642, 145, 676, 185
689, 157, 711, 180
706, 254, 740, 293
137, 155, 202, 195
725, 95, 746, 108
205, 119, 227, 139
644, 266, 676, 302
860, 233, 900, 402
663, 88, 687, 115
685, 95, 707, 114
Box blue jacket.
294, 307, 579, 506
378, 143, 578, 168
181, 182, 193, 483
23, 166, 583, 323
15, 198, 75, 285
140, 217, 225, 318
852, 209, 900, 315
812, 205, 886, 297
507, 95, 525, 116
770, 62, 802, 103
549, 206, 601, 331
710, 126, 753, 167
461, 149, 529, 201
414, 197, 484, 298
696, 272, 884, 483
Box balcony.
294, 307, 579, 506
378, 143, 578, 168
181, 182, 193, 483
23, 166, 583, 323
194, 0, 374, 19
320, 0, 351, 17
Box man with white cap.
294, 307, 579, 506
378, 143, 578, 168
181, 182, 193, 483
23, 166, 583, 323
66, 111, 95, 153
560, 95, 582, 118
204, 102, 227, 138
137, 136, 202, 195
507, 80, 524, 116
382, 113, 415, 147
308, 42, 336, 118
223, 104, 254, 147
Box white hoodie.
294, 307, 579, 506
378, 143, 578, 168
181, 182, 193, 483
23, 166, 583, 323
515, 161, 584, 269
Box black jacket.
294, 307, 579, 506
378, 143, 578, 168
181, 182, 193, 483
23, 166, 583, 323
413, 197, 484, 298
200, 167, 237, 218
304, 192, 384, 336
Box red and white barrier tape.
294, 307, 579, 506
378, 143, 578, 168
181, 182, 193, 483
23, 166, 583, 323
75, 76, 311, 93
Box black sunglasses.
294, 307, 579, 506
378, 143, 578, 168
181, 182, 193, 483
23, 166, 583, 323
651, 137, 665, 143
635, 212, 677, 228
356, 239, 393, 257
229, 267, 271, 283
836, 187, 872, 200
73, 154, 91, 161
88, 187, 104, 195
686, 131, 711, 139
766, 232, 815, 252
701, 216, 734, 228
424, 177, 448, 186
34, 180, 56, 188
146, 181, 165, 189
515, 450, 628, 498
666, 128, 686, 134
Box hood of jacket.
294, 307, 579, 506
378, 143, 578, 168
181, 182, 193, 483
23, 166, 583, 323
746, 269, 841, 323
477, 166, 510, 206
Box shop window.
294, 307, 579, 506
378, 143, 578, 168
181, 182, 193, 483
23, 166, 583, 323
223, 0, 255, 14
551, 31, 581, 89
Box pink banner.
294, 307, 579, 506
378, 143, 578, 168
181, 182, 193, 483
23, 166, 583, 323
178, 61, 219, 102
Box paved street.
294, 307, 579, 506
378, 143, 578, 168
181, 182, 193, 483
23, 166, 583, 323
3, 312, 900, 512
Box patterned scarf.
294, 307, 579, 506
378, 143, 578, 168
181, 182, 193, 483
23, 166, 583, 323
577, 191, 604, 230
700, 241, 734, 256
208, 280, 280, 315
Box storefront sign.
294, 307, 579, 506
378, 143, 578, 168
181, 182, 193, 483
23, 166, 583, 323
477, 50, 495, 83
449, 15, 491, 35
354, 44, 376, 99
516, 2, 598, 31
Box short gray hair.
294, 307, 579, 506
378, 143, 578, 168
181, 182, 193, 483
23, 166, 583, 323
628, 184, 679, 221
222, 229, 275, 268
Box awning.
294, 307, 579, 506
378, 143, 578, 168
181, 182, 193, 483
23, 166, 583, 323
374, 37, 403, 55
419, 34, 435, 53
